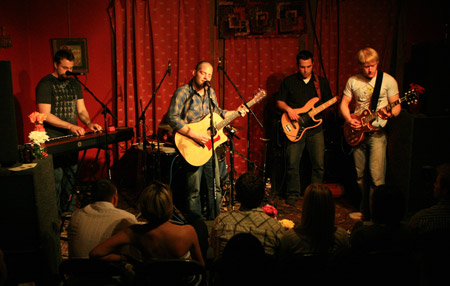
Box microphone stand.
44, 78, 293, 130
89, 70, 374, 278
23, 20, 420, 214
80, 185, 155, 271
207, 85, 219, 218
137, 65, 170, 185
225, 126, 239, 209
71, 75, 117, 180
218, 65, 263, 171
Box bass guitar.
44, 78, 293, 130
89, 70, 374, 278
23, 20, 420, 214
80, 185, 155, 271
343, 84, 424, 146
281, 96, 340, 142
175, 89, 266, 166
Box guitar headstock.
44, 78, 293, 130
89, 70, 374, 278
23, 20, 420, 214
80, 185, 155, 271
253, 88, 267, 103
404, 83, 425, 105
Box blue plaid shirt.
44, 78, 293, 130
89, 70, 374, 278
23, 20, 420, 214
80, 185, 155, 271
167, 80, 226, 131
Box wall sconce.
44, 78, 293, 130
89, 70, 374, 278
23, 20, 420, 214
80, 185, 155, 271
0, 26, 13, 49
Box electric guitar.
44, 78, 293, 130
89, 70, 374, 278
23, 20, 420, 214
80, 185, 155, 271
174, 89, 267, 166
343, 84, 424, 146
281, 96, 340, 142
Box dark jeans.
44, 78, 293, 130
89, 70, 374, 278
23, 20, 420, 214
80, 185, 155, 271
285, 131, 325, 199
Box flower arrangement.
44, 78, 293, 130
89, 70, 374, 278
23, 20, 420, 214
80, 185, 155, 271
28, 112, 49, 159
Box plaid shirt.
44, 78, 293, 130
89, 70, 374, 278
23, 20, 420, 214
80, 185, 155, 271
210, 208, 285, 258
167, 80, 226, 131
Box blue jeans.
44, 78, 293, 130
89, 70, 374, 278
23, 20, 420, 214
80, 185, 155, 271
185, 155, 221, 220
285, 131, 325, 199
53, 154, 78, 216
353, 130, 387, 219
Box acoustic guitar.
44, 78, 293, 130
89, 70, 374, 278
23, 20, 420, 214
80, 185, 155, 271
174, 89, 266, 166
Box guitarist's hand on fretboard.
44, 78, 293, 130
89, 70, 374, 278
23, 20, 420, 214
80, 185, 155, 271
377, 108, 392, 120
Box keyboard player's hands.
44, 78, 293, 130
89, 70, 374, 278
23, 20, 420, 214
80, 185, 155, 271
87, 123, 103, 132
69, 125, 87, 136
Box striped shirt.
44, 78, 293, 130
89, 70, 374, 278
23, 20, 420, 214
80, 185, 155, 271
210, 208, 285, 258
167, 81, 226, 131
409, 201, 450, 233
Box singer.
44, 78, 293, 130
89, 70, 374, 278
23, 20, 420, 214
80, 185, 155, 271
35, 49, 102, 217
166, 61, 247, 221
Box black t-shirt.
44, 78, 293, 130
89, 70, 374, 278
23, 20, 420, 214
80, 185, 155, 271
36, 74, 83, 138
277, 72, 333, 135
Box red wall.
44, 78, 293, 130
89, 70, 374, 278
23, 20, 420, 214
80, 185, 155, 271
0, 0, 113, 145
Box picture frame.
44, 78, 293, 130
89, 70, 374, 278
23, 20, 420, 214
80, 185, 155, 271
51, 38, 89, 73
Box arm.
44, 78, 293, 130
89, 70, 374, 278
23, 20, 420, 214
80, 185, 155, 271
378, 93, 400, 119
76, 99, 103, 132
339, 95, 362, 129
38, 103, 87, 136
187, 226, 205, 266
89, 228, 133, 262
276, 100, 299, 121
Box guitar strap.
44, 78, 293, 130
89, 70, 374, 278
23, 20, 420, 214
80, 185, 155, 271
370, 71, 383, 112
313, 74, 321, 100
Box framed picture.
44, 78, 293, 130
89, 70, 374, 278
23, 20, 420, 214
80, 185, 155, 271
51, 38, 89, 73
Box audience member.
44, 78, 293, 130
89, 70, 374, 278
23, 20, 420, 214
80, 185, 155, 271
67, 178, 137, 258
89, 182, 205, 266
277, 183, 348, 285
209, 172, 285, 259
279, 183, 349, 257
408, 163, 450, 285
341, 186, 418, 285
350, 185, 414, 254
213, 233, 274, 286
409, 163, 450, 234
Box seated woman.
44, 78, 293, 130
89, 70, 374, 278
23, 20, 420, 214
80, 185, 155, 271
279, 183, 350, 257
89, 182, 205, 266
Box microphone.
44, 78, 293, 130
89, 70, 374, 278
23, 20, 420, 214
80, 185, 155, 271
204, 81, 211, 87
65, 71, 84, 76
168, 60, 171, 76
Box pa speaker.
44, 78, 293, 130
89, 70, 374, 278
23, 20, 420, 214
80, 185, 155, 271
0, 61, 19, 167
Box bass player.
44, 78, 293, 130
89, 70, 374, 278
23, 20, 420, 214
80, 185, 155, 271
339, 47, 400, 221
276, 50, 333, 206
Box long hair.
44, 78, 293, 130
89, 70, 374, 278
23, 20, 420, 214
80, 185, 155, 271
296, 183, 336, 253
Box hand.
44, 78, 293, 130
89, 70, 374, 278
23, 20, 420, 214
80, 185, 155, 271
237, 104, 249, 117
189, 130, 211, 146
88, 123, 103, 132
69, 125, 86, 136
287, 108, 299, 121
349, 118, 362, 130
377, 108, 392, 120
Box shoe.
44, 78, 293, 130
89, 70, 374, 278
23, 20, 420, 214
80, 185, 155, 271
285, 197, 297, 206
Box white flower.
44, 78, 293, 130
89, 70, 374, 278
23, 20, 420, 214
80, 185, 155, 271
29, 131, 49, 145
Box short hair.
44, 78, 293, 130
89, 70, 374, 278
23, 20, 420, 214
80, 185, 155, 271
357, 47, 379, 65
92, 178, 117, 202
296, 50, 314, 64
194, 61, 212, 71
437, 163, 450, 193
53, 49, 75, 64
138, 182, 173, 225
235, 172, 265, 209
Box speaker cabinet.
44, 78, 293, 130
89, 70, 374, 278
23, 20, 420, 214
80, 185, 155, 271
0, 61, 19, 167
387, 112, 450, 216
0, 155, 61, 285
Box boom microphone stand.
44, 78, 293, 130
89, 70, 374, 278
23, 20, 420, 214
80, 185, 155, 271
217, 59, 263, 171
137, 61, 171, 185
68, 72, 116, 179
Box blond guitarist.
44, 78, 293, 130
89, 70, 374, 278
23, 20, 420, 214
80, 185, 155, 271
276, 50, 333, 206
166, 61, 247, 220
339, 47, 400, 221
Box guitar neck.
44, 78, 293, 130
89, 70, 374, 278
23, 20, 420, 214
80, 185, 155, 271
364, 92, 412, 123
215, 97, 258, 130
308, 96, 339, 117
